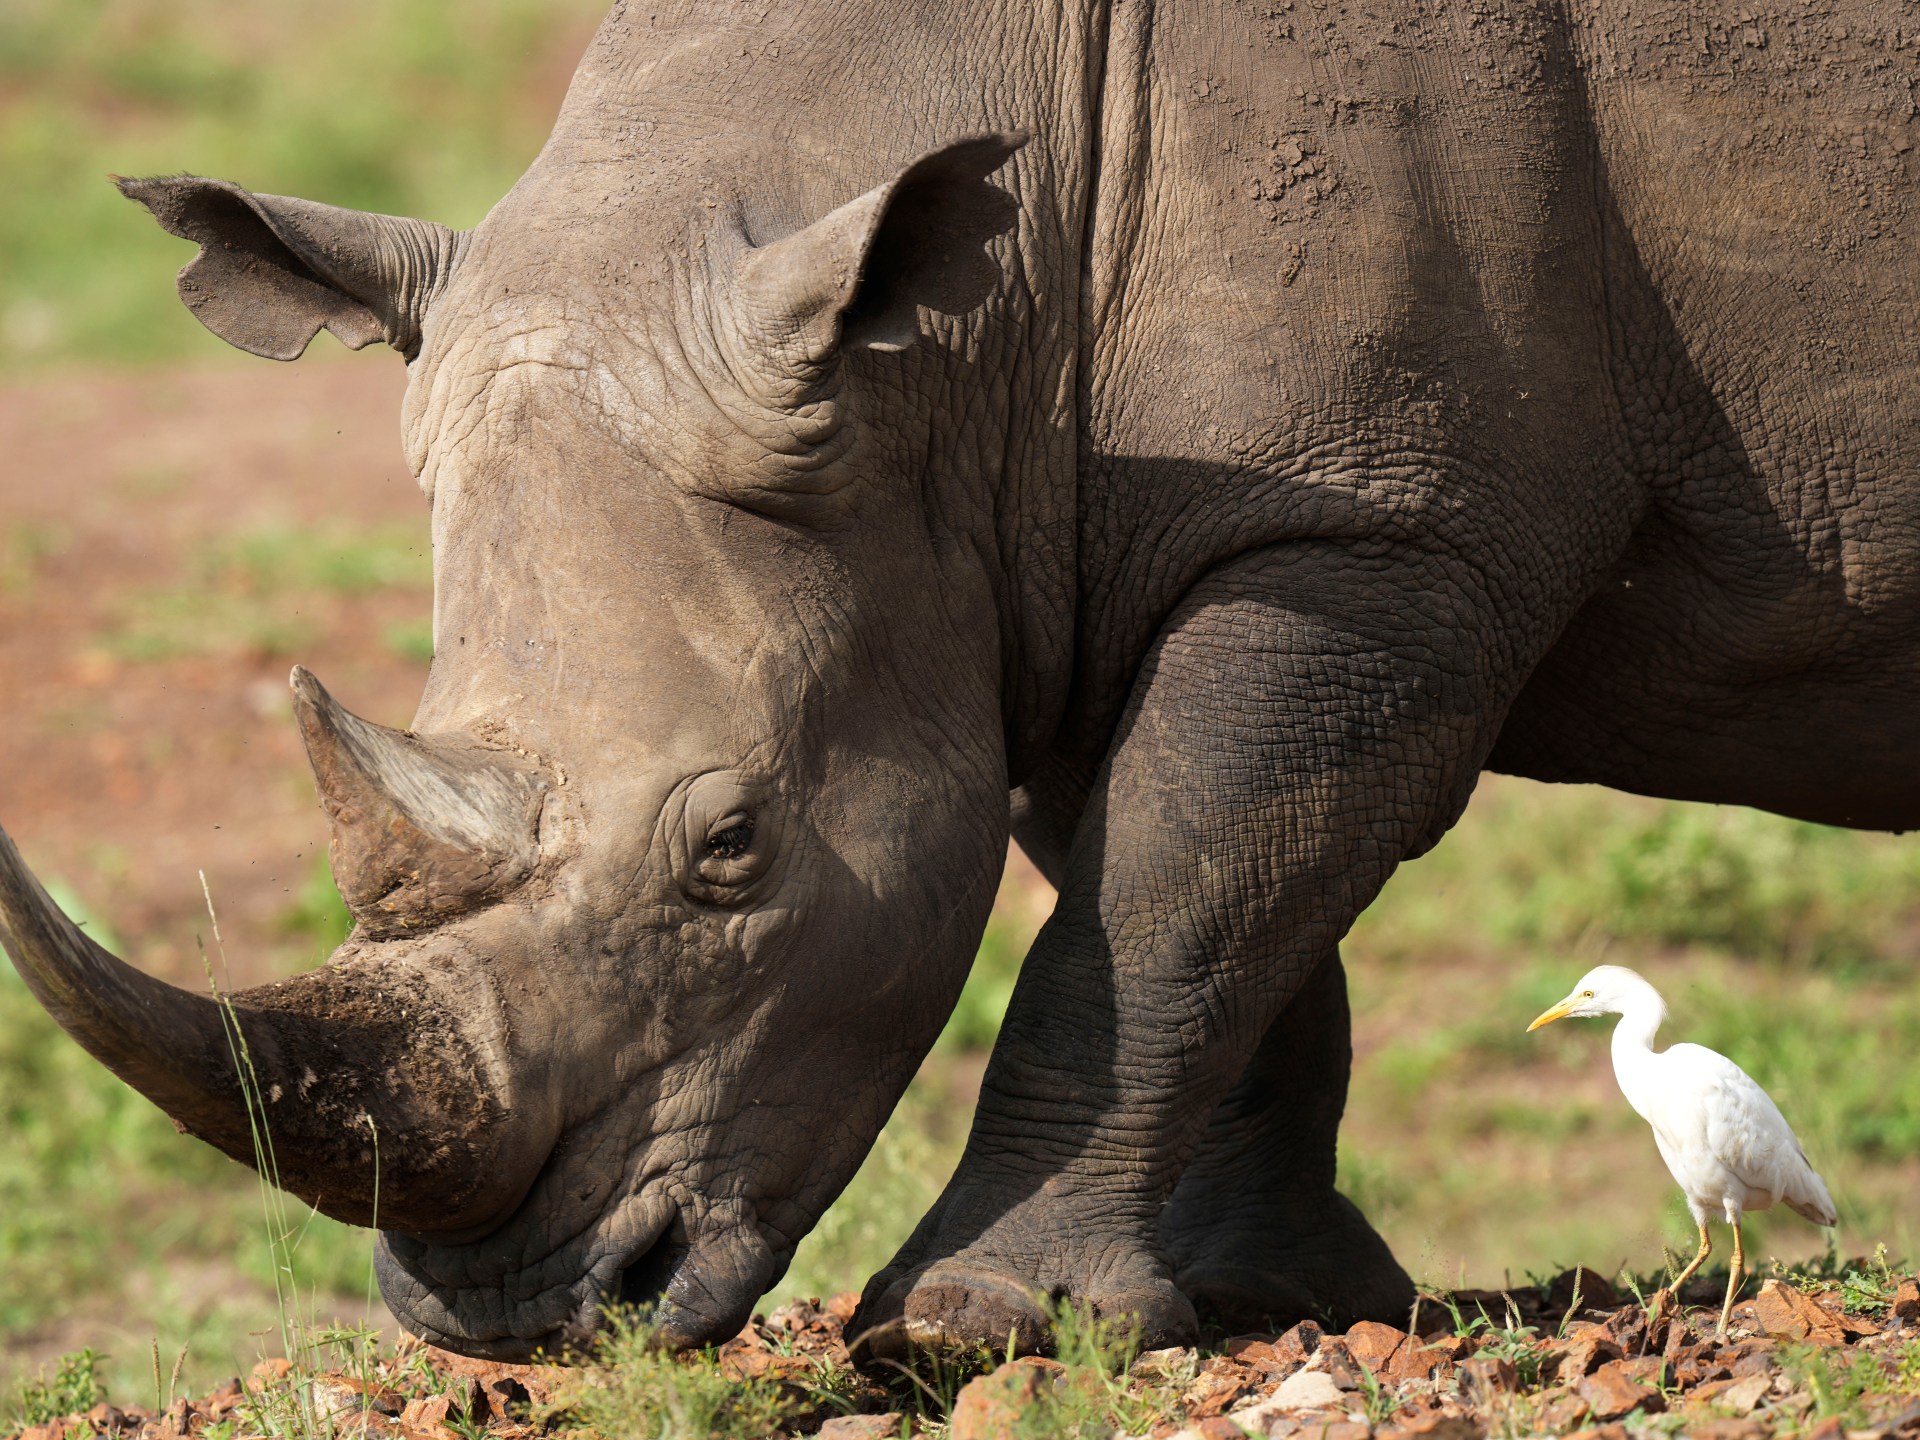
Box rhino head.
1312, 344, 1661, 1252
0, 130, 1035, 1357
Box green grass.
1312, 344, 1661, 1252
0, 883, 373, 1404
106, 519, 430, 661
2, 0, 607, 371
541, 1310, 807, 1440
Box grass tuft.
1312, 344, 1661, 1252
540, 1308, 798, 1440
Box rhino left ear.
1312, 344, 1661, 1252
735, 132, 1027, 374
116, 175, 464, 362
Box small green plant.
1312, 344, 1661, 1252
1779, 1342, 1895, 1427
1771, 1242, 1899, 1313
10, 1347, 103, 1428
541, 1307, 798, 1440
1020, 1298, 1162, 1439
1470, 1306, 1546, 1391
1354, 1361, 1398, 1428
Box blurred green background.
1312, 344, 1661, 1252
2, 0, 1916, 1415
0, 0, 604, 371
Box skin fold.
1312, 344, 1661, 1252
1, 0, 1914, 1359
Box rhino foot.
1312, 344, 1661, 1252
849, 1252, 1195, 1362
1165, 1187, 1415, 1335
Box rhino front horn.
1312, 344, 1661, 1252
0, 824, 531, 1232
290, 667, 547, 938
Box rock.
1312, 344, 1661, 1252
1557, 1331, 1625, 1379
1673, 1342, 1732, 1388
818, 1416, 912, 1438
1560, 1426, 1630, 1440
1752, 1280, 1846, 1345
1190, 1419, 1260, 1440
1309, 1337, 1366, 1390
311, 1378, 405, 1435
1725, 1339, 1777, 1377
1548, 1268, 1619, 1314
1682, 1422, 1767, 1440
1345, 1320, 1410, 1374
1533, 1385, 1592, 1431
947, 1358, 1053, 1440
1599, 1306, 1650, 1356
478, 1374, 530, 1422
1180, 1359, 1252, 1418
1386, 1333, 1473, 1386
249, 1356, 294, 1389
1271, 1319, 1326, 1369
1614, 1354, 1669, 1388
1891, 1278, 1920, 1323
85, 1402, 125, 1431
1222, 1335, 1276, 1361
720, 1343, 816, 1383
1230, 1366, 1346, 1429
203, 1378, 244, 1418
825, 1292, 861, 1323
1381, 1411, 1486, 1440
1134, 1345, 1201, 1380
1722, 1372, 1774, 1415
398, 1394, 458, 1436
1577, 1359, 1664, 1420
1456, 1355, 1518, 1397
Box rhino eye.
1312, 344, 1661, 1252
705, 816, 754, 860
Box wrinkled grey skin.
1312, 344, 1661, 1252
6, 0, 1918, 1362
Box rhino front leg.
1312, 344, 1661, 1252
1162, 947, 1414, 1332
850, 540, 1518, 1359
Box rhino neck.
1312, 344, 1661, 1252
533, 0, 1105, 783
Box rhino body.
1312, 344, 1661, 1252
3, 0, 1916, 1359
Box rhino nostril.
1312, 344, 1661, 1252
616, 1216, 691, 1310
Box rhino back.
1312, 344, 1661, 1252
1494, 0, 1920, 827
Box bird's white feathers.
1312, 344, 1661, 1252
1543, 964, 1837, 1229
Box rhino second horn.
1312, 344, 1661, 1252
290, 667, 546, 937
0, 824, 526, 1232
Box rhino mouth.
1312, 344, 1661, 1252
375, 1175, 779, 1361
373, 1186, 677, 1360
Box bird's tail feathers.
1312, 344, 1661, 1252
1786, 1159, 1838, 1228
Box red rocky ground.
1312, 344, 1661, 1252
9, 1269, 1919, 1438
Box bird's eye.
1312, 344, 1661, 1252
1582, 990, 1594, 999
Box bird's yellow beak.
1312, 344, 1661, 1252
1527, 998, 1577, 1032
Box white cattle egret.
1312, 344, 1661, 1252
1528, 964, 1836, 1335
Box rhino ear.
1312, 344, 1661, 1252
735, 132, 1027, 374
116, 175, 464, 362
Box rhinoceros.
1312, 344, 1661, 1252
3, 0, 1915, 1362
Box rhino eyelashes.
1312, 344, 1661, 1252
290, 666, 548, 937
705, 816, 754, 859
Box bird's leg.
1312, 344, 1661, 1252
1651, 1223, 1712, 1325
1716, 1222, 1746, 1338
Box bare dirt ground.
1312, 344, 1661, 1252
1, 356, 430, 985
